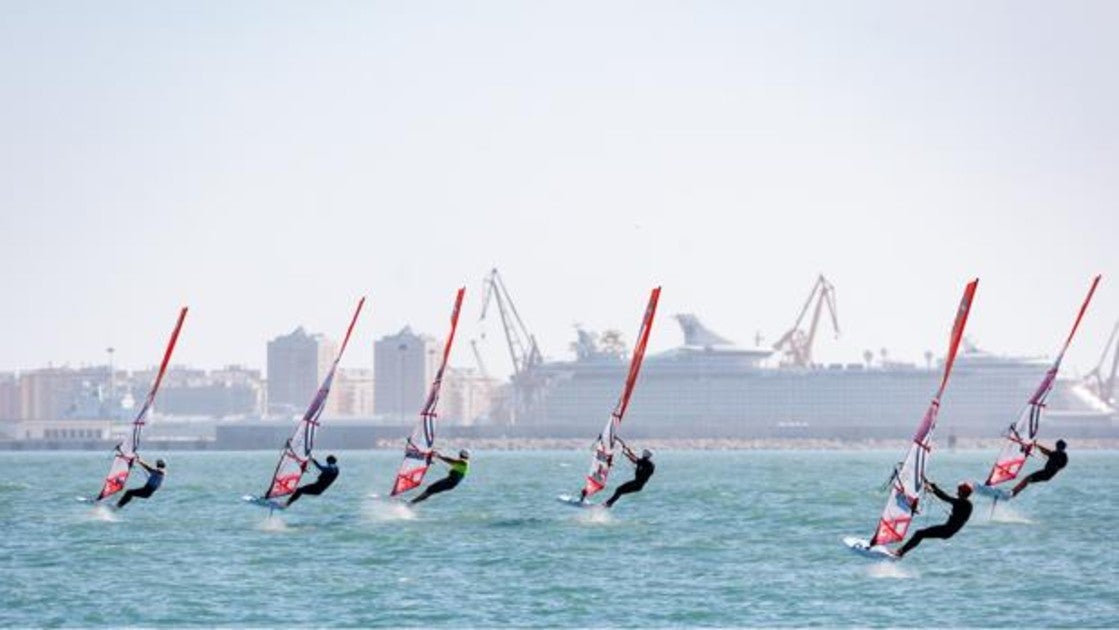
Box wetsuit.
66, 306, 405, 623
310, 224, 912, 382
1025, 449, 1068, 484
286, 458, 339, 506
411, 459, 468, 504
604, 456, 655, 507
896, 484, 972, 557
116, 468, 164, 508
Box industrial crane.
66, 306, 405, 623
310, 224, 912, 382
773, 274, 840, 367
478, 268, 542, 377
1085, 319, 1119, 407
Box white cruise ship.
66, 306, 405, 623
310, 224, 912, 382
510, 315, 1116, 440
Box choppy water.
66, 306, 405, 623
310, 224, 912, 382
1, 449, 1116, 627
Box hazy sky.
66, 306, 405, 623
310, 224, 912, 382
1, 1, 1116, 378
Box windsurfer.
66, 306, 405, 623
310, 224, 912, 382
895, 480, 973, 558
285, 455, 339, 506
1011, 439, 1068, 497
603, 442, 655, 508
116, 457, 166, 508
410, 449, 469, 504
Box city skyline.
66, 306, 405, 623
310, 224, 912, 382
1, 3, 1115, 378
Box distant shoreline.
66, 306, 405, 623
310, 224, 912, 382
5, 437, 1119, 452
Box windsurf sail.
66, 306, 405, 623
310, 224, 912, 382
390, 288, 466, 496
94, 307, 188, 501
581, 287, 661, 499
260, 297, 365, 500
869, 279, 977, 547
983, 275, 1101, 487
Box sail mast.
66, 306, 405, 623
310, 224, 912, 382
94, 307, 189, 501
869, 279, 977, 547
390, 288, 466, 496
261, 297, 365, 500
581, 287, 661, 499
983, 275, 1100, 487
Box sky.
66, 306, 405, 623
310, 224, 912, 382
0, 1, 1116, 379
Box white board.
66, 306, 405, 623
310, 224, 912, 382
242, 495, 287, 511
843, 536, 898, 560
556, 494, 600, 508
973, 484, 1013, 501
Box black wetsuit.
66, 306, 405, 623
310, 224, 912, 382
896, 485, 972, 557
411, 460, 468, 504
604, 457, 655, 507
1025, 449, 1068, 483
116, 468, 164, 508
286, 458, 338, 506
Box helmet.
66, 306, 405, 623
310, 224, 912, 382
641, 449, 653, 459
1056, 439, 1067, 451
957, 482, 973, 497
326, 455, 338, 465
459, 449, 470, 460
155, 459, 166, 469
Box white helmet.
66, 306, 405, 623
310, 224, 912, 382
459, 449, 471, 460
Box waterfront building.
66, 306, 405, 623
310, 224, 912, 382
374, 327, 437, 421
267, 327, 337, 416
330, 368, 375, 417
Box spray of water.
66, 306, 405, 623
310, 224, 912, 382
575, 506, 616, 526
988, 502, 1033, 525
257, 514, 290, 532
865, 561, 919, 579
363, 497, 417, 522
88, 504, 120, 523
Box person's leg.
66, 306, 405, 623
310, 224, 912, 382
116, 489, 137, 508
116, 486, 154, 509
285, 487, 305, 506
1012, 470, 1051, 497
286, 480, 330, 505
604, 480, 644, 507
410, 476, 459, 504
896, 524, 951, 557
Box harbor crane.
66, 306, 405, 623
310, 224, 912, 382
1085, 319, 1119, 407
773, 274, 839, 367
478, 268, 542, 377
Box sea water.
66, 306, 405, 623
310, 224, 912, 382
1, 450, 1116, 627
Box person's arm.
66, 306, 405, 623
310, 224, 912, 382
926, 480, 952, 503
623, 447, 638, 464
1033, 441, 1053, 457
135, 457, 154, 473
434, 452, 456, 465
310, 457, 324, 471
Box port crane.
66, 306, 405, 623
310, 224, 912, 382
773, 274, 839, 367
477, 268, 546, 424
478, 268, 542, 377
1085, 319, 1119, 407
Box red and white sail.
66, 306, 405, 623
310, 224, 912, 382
983, 275, 1100, 487
870, 280, 977, 547
94, 307, 188, 501
391, 288, 465, 496
262, 297, 365, 500
582, 287, 661, 499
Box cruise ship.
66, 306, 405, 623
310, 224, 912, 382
509, 314, 1116, 440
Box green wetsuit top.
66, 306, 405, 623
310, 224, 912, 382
450, 460, 469, 478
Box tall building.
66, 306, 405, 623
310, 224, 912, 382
374, 327, 437, 421
330, 368, 375, 417
150, 365, 265, 418
267, 327, 337, 416
19, 366, 110, 421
